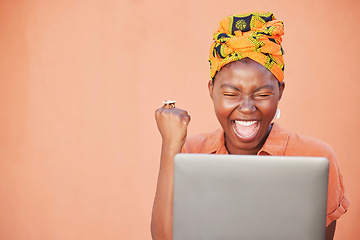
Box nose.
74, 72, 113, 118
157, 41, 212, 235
237, 97, 256, 114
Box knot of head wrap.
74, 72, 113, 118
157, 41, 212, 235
209, 12, 285, 82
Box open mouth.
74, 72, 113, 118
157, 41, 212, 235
232, 120, 260, 141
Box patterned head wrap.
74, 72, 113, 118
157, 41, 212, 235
209, 12, 285, 82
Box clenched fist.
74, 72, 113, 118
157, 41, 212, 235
155, 105, 191, 147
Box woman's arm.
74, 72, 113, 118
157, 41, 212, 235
151, 106, 190, 240
326, 220, 336, 240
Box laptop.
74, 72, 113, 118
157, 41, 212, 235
173, 154, 329, 240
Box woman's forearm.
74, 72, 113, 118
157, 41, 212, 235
151, 141, 183, 240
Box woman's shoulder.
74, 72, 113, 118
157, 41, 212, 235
281, 125, 336, 158
278, 125, 350, 225
182, 129, 224, 153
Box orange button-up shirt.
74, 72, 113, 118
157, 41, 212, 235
182, 123, 350, 226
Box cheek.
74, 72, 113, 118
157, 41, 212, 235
214, 97, 238, 119
257, 100, 278, 118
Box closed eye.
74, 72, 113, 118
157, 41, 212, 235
222, 92, 237, 97
254, 92, 274, 99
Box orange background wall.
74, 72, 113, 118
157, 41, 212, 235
0, 0, 359, 239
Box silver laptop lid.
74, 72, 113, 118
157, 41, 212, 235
173, 154, 329, 240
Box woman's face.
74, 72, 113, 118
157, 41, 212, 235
209, 60, 285, 155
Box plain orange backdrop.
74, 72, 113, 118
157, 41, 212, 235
0, 0, 359, 239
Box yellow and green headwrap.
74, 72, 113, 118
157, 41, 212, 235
209, 12, 285, 82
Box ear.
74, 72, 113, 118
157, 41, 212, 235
208, 80, 214, 101
278, 81, 285, 101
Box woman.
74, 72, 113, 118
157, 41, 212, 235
151, 12, 349, 240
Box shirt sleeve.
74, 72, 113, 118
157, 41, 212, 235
325, 146, 350, 226
285, 132, 350, 226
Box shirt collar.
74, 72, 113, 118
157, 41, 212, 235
258, 122, 290, 156
206, 128, 228, 154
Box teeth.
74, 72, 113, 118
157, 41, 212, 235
235, 120, 257, 126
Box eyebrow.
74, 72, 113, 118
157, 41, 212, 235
253, 85, 275, 92
220, 84, 275, 92
220, 83, 240, 91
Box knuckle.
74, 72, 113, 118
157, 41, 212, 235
155, 108, 166, 118
177, 115, 185, 122
180, 114, 190, 122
